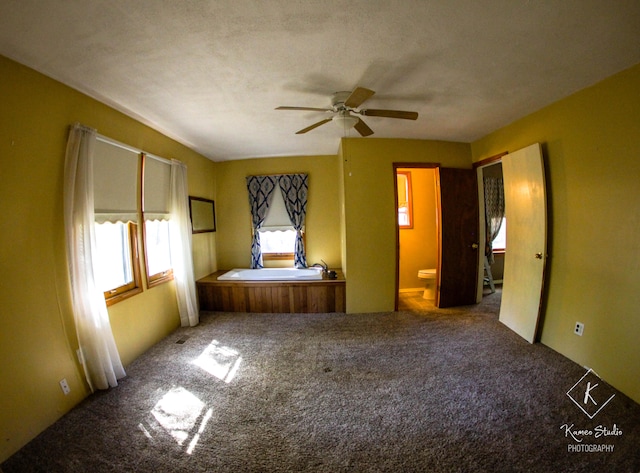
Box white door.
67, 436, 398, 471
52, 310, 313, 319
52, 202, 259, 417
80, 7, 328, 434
499, 143, 547, 343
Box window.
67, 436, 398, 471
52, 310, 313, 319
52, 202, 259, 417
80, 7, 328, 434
396, 171, 413, 228
93, 139, 142, 304
398, 206, 411, 227
259, 228, 298, 258
144, 219, 173, 284
89, 137, 181, 303
94, 221, 133, 290
94, 221, 142, 304
492, 217, 507, 251
142, 154, 174, 286
260, 189, 297, 260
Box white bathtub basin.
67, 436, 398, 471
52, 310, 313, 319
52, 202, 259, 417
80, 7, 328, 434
217, 268, 324, 281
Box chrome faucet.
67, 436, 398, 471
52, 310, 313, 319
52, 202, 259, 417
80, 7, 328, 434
312, 260, 337, 279
311, 260, 328, 271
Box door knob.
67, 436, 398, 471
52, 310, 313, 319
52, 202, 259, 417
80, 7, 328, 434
535, 253, 543, 259
471, 243, 479, 249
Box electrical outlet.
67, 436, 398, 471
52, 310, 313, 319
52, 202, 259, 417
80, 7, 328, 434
574, 322, 584, 336
59, 378, 70, 395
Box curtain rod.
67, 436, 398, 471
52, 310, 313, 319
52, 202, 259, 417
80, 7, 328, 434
246, 172, 307, 177
96, 133, 173, 165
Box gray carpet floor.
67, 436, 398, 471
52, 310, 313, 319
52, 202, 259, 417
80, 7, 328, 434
4, 290, 640, 472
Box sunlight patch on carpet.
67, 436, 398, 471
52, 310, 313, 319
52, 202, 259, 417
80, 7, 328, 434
149, 386, 213, 454
192, 340, 242, 383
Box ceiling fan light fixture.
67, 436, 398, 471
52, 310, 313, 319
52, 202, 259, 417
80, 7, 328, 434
332, 111, 359, 129
276, 86, 418, 136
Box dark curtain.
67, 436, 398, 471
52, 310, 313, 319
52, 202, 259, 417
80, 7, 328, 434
246, 175, 278, 268
278, 174, 308, 268
484, 177, 505, 264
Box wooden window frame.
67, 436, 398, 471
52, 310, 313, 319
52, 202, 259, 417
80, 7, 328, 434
263, 252, 295, 261
259, 229, 306, 262
141, 153, 174, 288
142, 217, 175, 288
397, 171, 414, 229
104, 221, 143, 306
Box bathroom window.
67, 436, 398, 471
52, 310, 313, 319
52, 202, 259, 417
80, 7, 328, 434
259, 229, 306, 261
397, 171, 413, 228
260, 189, 298, 260
259, 229, 297, 259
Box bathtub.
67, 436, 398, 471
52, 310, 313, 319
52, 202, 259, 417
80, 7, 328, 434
217, 267, 324, 281
197, 268, 345, 313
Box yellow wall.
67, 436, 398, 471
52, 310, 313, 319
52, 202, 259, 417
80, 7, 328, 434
472, 63, 640, 403
340, 138, 471, 313
398, 168, 438, 290
0, 55, 217, 462
215, 155, 342, 270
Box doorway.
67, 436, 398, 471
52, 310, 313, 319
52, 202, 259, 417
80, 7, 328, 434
395, 164, 480, 310
394, 165, 438, 311
477, 161, 506, 302
476, 144, 547, 343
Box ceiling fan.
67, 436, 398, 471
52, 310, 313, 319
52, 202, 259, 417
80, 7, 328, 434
275, 87, 418, 136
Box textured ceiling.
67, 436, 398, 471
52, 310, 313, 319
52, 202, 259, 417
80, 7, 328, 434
1, 1, 639, 161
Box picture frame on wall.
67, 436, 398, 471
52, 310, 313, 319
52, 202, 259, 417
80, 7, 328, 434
189, 196, 216, 233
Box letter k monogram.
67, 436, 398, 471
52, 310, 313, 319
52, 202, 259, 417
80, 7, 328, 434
583, 382, 598, 405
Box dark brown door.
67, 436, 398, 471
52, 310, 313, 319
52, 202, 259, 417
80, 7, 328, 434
436, 168, 479, 308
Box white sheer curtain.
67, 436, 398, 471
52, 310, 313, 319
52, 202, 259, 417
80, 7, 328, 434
63, 123, 126, 391
169, 160, 199, 327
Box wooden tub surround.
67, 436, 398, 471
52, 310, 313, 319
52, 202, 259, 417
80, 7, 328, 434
197, 270, 346, 313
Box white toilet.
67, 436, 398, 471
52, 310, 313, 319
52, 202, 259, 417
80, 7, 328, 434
418, 269, 436, 300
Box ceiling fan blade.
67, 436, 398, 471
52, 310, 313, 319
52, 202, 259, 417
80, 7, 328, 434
295, 118, 333, 134
360, 109, 418, 120
354, 118, 374, 137
276, 106, 331, 112
344, 87, 375, 108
